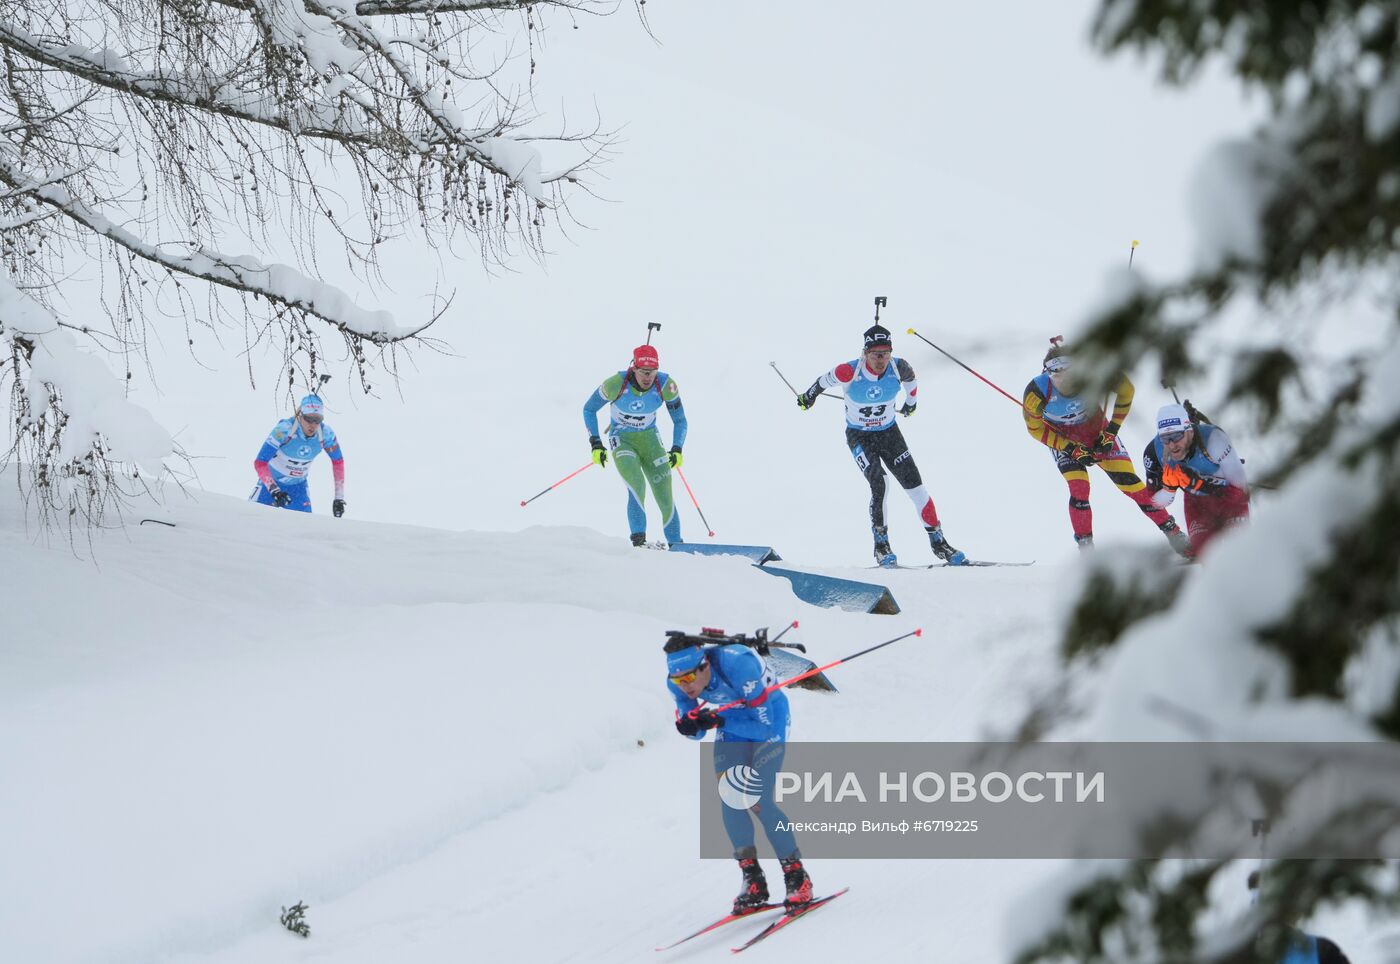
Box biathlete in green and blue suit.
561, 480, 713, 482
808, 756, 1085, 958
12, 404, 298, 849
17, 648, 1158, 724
582, 344, 688, 547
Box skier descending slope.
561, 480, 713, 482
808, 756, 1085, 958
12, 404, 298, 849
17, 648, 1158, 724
251, 394, 345, 516
664, 633, 816, 915
797, 324, 967, 567
582, 345, 688, 547
1142, 402, 1250, 557
1022, 338, 1190, 556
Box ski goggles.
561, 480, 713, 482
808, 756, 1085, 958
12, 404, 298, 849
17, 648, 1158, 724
668, 660, 707, 685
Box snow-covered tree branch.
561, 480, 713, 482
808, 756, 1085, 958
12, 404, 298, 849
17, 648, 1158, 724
0, 0, 615, 527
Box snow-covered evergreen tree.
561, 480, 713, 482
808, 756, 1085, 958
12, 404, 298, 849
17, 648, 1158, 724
1015, 2, 1400, 961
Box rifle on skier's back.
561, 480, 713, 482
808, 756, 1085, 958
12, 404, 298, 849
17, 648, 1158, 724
664, 626, 838, 693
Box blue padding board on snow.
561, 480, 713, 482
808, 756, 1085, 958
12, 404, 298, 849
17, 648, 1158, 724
758, 566, 901, 615
668, 543, 782, 565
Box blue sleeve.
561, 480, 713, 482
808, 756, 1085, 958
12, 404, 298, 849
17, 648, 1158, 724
1141, 440, 1161, 489
725, 649, 767, 697
583, 389, 609, 438
668, 681, 705, 741
668, 398, 688, 449
255, 421, 291, 462
322, 425, 343, 462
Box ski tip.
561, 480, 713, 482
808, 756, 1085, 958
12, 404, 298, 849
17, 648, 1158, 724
914, 628, 923, 636
791, 620, 799, 628
518, 500, 526, 507
708, 531, 716, 537
905, 327, 916, 334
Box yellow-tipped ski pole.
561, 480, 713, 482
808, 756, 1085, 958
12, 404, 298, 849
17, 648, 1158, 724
1129, 239, 1140, 268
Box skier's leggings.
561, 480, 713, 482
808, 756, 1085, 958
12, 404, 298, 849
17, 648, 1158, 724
714, 739, 799, 860
1052, 437, 1170, 538
844, 424, 940, 530
1183, 487, 1250, 554
610, 428, 682, 542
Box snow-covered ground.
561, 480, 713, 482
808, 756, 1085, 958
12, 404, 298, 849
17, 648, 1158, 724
4, 480, 1388, 963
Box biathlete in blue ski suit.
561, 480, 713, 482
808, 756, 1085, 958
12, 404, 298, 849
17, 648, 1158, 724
251, 394, 346, 516
666, 636, 815, 915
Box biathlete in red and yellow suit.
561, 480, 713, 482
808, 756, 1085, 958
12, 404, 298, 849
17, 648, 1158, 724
1022, 338, 1192, 556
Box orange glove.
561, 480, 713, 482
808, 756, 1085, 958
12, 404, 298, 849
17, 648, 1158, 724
1160, 463, 1190, 489
1161, 463, 1218, 494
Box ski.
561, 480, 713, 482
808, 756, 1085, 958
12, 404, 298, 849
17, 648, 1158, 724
927, 559, 1034, 568
654, 904, 783, 951
865, 561, 1034, 569
730, 888, 848, 953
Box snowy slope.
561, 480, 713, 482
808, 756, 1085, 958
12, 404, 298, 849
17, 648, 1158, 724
5, 482, 1387, 963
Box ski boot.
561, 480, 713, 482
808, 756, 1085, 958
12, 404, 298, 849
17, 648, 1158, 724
780, 856, 813, 912
927, 525, 968, 566
630, 532, 648, 548
872, 526, 898, 568
732, 855, 770, 915
1160, 519, 1194, 559
1074, 533, 1095, 552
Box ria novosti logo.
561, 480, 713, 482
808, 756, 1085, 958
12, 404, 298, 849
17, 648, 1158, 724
717, 764, 763, 810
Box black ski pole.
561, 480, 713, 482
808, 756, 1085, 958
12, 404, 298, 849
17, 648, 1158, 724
764, 620, 806, 653
770, 362, 839, 399
904, 328, 1022, 406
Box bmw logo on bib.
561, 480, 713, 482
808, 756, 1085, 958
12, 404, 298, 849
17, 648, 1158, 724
866, 386, 883, 400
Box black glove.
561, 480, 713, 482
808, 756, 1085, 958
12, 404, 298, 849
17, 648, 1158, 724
669, 445, 683, 469
589, 435, 608, 468
1092, 428, 1117, 456
1065, 444, 1097, 467
675, 708, 725, 737
899, 402, 916, 417
271, 488, 291, 508
333, 499, 346, 518
797, 387, 820, 411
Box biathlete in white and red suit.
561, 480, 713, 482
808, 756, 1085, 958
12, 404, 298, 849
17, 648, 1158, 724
796, 324, 968, 568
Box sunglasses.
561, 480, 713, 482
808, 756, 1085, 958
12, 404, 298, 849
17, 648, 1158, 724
668, 662, 706, 685
1044, 357, 1072, 374
1160, 430, 1188, 444
300, 413, 324, 425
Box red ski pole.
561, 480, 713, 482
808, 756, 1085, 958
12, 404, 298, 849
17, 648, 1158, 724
693, 628, 922, 718
905, 327, 1022, 407
675, 466, 715, 537
520, 462, 594, 507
